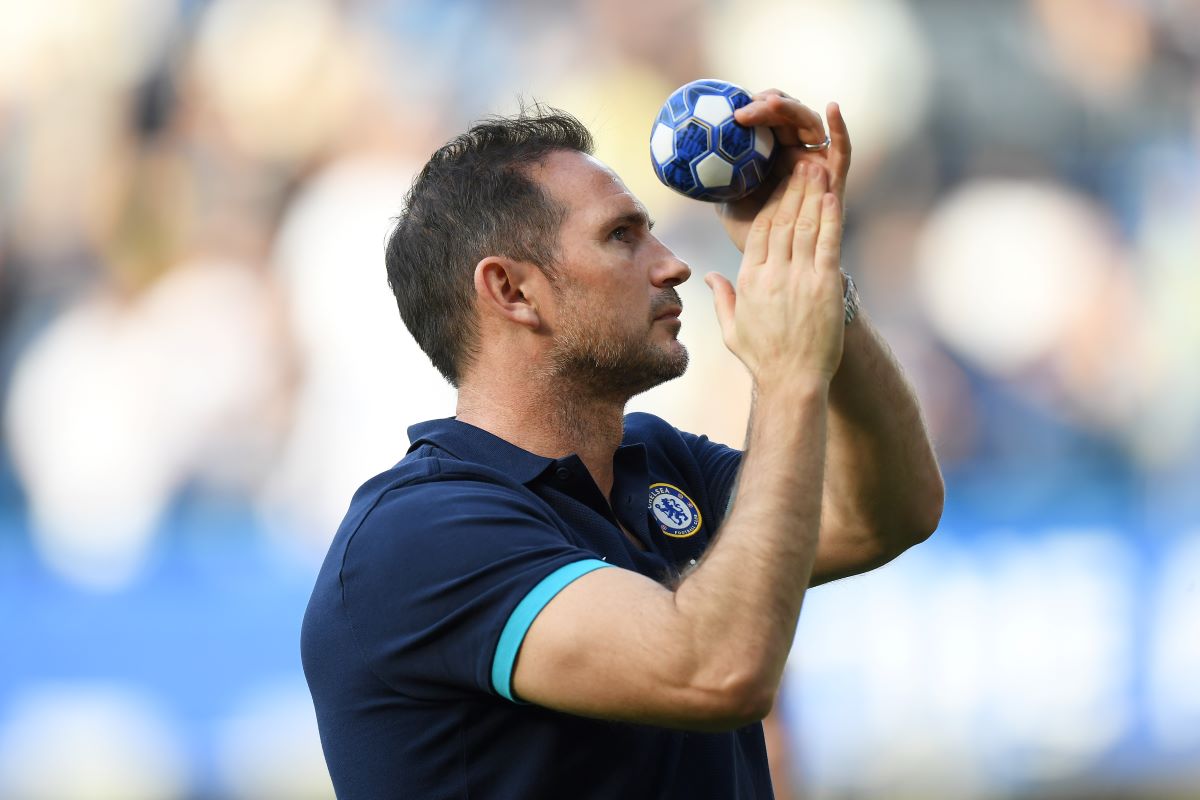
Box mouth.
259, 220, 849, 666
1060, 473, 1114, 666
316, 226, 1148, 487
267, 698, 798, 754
654, 305, 683, 322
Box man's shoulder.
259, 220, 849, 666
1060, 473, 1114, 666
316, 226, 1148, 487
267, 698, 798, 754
322, 442, 522, 553
350, 443, 533, 520
622, 411, 683, 445
623, 412, 737, 456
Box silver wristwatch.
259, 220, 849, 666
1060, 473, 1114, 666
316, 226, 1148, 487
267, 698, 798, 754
842, 271, 860, 325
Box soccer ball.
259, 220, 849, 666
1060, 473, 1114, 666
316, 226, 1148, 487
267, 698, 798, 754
650, 79, 776, 203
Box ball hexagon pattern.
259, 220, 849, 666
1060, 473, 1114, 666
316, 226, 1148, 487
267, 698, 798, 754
695, 153, 734, 188
718, 118, 752, 161
649, 79, 777, 202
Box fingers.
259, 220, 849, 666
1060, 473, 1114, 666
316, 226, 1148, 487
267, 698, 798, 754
825, 102, 852, 196
768, 162, 809, 262
704, 272, 737, 346
814, 193, 843, 275
826, 102, 851, 161
745, 162, 832, 271
742, 169, 793, 266
792, 164, 828, 269
734, 91, 827, 148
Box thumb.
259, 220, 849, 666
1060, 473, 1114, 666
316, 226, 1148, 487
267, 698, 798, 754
705, 272, 737, 343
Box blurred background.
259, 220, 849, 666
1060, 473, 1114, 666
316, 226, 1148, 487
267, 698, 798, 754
1, 0, 1198, 797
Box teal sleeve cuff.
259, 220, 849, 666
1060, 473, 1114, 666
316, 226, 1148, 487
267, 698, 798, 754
491, 559, 613, 702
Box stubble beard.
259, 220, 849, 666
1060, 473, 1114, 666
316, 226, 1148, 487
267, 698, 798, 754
547, 289, 690, 405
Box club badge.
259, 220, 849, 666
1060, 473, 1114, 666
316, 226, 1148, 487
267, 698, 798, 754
648, 483, 702, 538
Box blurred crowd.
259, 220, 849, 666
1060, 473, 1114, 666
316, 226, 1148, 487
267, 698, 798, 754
1, 0, 1198, 797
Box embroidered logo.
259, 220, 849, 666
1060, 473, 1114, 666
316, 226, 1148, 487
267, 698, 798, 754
648, 483, 702, 538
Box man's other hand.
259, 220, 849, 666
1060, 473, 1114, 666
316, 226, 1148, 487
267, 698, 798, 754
717, 94, 851, 253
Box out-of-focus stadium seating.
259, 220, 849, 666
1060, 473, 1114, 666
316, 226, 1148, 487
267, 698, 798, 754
1, 0, 1197, 797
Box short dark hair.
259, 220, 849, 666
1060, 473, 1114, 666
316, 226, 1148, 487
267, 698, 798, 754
385, 106, 595, 386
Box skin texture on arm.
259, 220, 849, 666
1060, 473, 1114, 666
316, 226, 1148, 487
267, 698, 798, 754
512, 164, 846, 731
720, 93, 944, 584
814, 313, 943, 584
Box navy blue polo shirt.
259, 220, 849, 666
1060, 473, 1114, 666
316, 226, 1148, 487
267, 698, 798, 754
301, 412, 773, 799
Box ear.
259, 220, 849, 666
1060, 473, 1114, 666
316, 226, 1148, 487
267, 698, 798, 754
473, 256, 545, 330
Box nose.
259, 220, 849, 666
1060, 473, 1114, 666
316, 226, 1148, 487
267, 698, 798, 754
651, 239, 691, 288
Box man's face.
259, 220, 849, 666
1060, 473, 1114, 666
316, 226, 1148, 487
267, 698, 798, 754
532, 150, 693, 401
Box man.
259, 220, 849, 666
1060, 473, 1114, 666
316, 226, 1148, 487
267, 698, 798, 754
302, 92, 944, 799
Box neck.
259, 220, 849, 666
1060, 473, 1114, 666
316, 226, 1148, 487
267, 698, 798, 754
456, 379, 627, 497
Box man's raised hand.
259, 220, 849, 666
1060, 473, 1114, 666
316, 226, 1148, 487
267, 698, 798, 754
717, 94, 852, 254
705, 162, 846, 387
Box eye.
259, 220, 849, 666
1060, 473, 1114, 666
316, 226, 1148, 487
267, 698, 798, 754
610, 225, 631, 243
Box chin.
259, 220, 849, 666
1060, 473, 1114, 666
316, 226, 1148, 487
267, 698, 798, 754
656, 342, 690, 381
548, 326, 689, 400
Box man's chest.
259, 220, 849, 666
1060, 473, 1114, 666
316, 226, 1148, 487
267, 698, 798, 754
530, 462, 715, 578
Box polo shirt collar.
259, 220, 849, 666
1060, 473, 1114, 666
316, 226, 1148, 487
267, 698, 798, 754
407, 418, 556, 484
407, 418, 649, 488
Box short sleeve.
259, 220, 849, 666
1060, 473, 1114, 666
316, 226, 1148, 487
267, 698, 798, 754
339, 475, 611, 702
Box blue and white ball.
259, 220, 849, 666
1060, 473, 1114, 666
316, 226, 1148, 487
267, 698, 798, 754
650, 79, 776, 203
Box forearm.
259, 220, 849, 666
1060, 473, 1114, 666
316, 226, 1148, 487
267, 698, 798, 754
672, 378, 829, 711
821, 312, 943, 565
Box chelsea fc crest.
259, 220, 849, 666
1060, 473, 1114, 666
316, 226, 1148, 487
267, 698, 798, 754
648, 483, 702, 538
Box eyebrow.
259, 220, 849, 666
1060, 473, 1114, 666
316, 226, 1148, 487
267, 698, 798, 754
602, 208, 656, 232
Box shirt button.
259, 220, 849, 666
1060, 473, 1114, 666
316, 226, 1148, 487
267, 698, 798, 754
555, 467, 571, 481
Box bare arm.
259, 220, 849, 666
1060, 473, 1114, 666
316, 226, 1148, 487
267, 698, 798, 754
811, 313, 943, 585
512, 163, 845, 730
